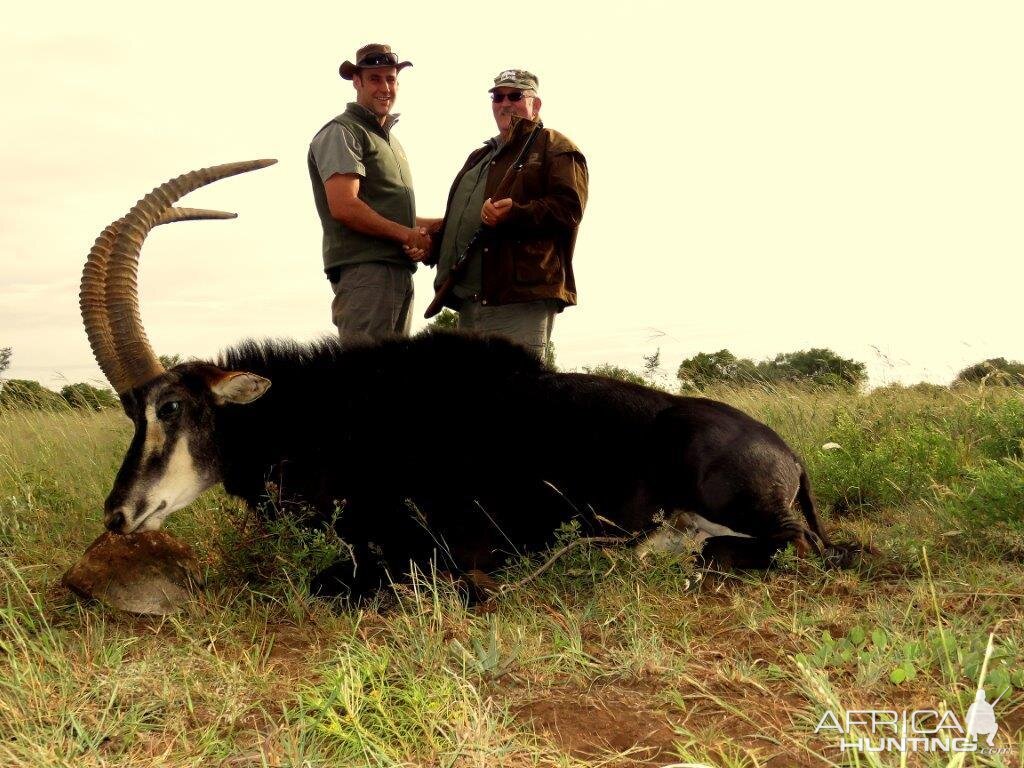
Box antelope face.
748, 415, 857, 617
103, 365, 269, 534
77, 159, 276, 533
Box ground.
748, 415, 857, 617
2, 384, 1022, 767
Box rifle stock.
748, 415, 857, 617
424, 274, 458, 318
424, 227, 488, 318
424, 120, 544, 319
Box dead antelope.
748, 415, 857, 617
82, 160, 855, 599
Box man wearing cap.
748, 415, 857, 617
308, 43, 439, 345
428, 69, 588, 357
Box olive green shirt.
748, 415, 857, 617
307, 103, 417, 272
436, 140, 498, 298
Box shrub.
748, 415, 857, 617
761, 348, 867, 390
0, 380, 68, 411
955, 357, 1024, 387
677, 347, 866, 391
870, 382, 949, 398
677, 350, 760, 390
581, 363, 647, 387
426, 309, 459, 331
946, 458, 1024, 534
809, 406, 965, 512
972, 397, 1024, 461
60, 383, 119, 411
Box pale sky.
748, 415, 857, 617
2, 1, 1021, 391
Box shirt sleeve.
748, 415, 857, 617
310, 122, 366, 181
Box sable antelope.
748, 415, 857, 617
82, 160, 853, 599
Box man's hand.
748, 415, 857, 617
403, 226, 432, 262
481, 197, 514, 226
418, 217, 443, 236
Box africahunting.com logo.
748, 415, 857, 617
815, 687, 1010, 755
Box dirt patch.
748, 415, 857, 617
266, 623, 317, 664
509, 672, 836, 768
514, 684, 680, 767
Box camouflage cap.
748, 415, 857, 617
488, 69, 539, 93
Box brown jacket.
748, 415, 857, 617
430, 115, 588, 308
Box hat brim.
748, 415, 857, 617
488, 84, 536, 93
339, 60, 412, 80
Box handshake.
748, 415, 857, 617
402, 220, 442, 263
401, 198, 513, 264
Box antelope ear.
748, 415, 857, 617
210, 371, 271, 405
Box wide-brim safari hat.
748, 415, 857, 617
339, 43, 412, 80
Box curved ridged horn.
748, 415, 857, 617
81, 219, 129, 390
85, 159, 276, 394
81, 209, 238, 391
156, 206, 239, 226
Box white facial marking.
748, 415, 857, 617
142, 404, 166, 454
132, 435, 212, 532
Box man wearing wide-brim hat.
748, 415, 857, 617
427, 69, 588, 358
307, 43, 440, 346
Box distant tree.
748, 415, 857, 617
677, 349, 759, 390
643, 349, 661, 378
61, 382, 119, 410
159, 353, 184, 369
0, 347, 11, 396
582, 363, 647, 387
678, 347, 866, 390
427, 309, 460, 331
954, 357, 1024, 387
759, 348, 867, 389
0, 379, 68, 411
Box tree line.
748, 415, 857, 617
587, 347, 1024, 392
1, 341, 1022, 412
0, 347, 119, 411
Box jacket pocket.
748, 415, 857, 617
513, 240, 561, 285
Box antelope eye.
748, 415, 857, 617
157, 401, 181, 421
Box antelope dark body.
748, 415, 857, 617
81, 160, 850, 602
109, 331, 840, 598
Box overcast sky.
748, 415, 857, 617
2, 1, 1021, 390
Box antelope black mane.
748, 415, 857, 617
217, 331, 546, 387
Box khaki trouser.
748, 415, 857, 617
457, 299, 558, 357
330, 263, 413, 347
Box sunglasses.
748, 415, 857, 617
491, 91, 530, 103
357, 52, 399, 67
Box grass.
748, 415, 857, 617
0, 385, 1022, 767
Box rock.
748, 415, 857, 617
63, 530, 202, 615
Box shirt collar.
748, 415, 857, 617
346, 102, 401, 133
485, 114, 538, 152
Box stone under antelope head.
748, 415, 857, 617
80, 160, 275, 534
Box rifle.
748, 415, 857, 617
424, 119, 544, 319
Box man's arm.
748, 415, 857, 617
324, 173, 429, 251
499, 152, 589, 230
